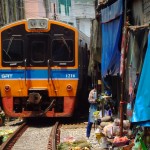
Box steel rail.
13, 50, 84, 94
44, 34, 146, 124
47, 122, 60, 150
0, 122, 28, 150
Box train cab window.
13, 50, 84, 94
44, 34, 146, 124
31, 41, 45, 62
2, 39, 23, 62
52, 39, 73, 62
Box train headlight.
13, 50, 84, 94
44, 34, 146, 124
66, 84, 72, 91
27, 18, 48, 29
5, 85, 11, 92
30, 20, 37, 27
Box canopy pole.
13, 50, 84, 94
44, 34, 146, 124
119, 0, 127, 137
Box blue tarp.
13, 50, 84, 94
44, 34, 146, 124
132, 32, 150, 126
101, 0, 123, 23
101, 0, 123, 77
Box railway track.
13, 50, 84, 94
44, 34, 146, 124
0, 117, 89, 150
0, 121, 60, 150
48, 122, 60, 150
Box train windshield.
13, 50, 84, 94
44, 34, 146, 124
31, 41, 45, 62
52, 39, 73, 62
2, 39, 23, 62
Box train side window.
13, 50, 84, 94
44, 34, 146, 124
52, 39, 73, 62
2, 39, 23, 62
31, 41, 45, 62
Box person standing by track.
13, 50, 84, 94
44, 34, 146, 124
86, 82, 101, 138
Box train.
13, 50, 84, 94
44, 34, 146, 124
0, 18, 89, 117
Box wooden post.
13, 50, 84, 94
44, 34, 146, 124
54, 3, 56, 20
119, 0, 127, 137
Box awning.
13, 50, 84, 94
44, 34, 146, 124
101, 0, 123, 77
132, 32, 150, 126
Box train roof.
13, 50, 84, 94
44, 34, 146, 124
0, 18, 90, 48
0, 18, 77, 31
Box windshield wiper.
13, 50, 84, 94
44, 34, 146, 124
3, 48, 11, 60
61, 37, 71, 58
3, 36, 14, 61
6, 36, 14, 54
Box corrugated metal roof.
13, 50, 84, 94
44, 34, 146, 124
143, 0, 150, 24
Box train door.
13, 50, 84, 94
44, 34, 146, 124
27, 34, 49, 67
23, 34, 50, 111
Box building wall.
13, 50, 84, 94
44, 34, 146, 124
77, 18, 92, 37
72, 1, 95, 37
23, 0, 95, 38
24, 0, 46, 18
72, 3, 95, 19
55, 0, 95, 37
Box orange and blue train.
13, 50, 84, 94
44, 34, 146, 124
0, 18, 89, 117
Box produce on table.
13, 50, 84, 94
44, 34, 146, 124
113, 136, 130, 146
0, 129, 14, 143
57, 139, 91, 150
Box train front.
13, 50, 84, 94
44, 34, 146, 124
0, 18, 79, 117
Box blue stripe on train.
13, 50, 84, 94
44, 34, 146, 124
0, 69, 78, 80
